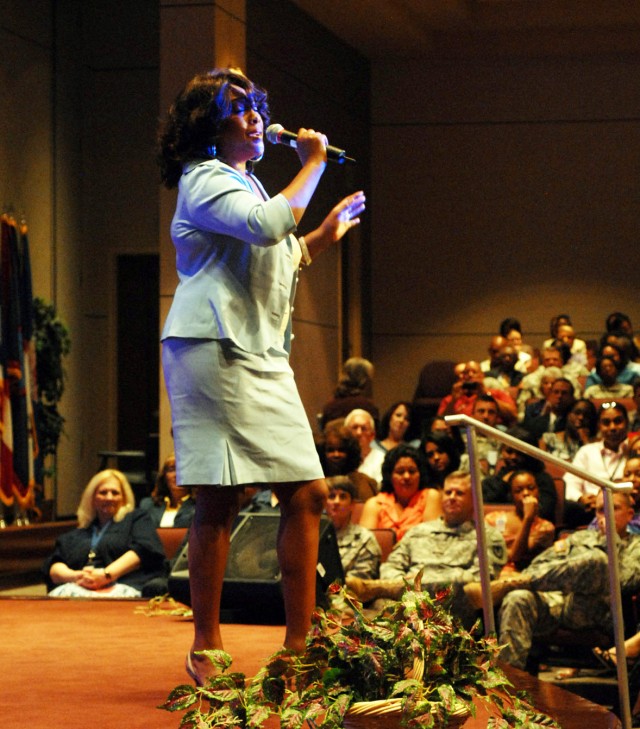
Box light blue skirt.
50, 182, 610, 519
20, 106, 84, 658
162, 338, 324, 487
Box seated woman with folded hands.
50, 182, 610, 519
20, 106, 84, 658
44, 469, 166, 598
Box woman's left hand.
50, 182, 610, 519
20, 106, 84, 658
301, 191, 366, 263
321, 191, 366, 244
77, 566, 112, 591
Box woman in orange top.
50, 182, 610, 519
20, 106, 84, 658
359, 444, 441, 541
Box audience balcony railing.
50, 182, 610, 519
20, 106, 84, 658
445, 413, 634, 729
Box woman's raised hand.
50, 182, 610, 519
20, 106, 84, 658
321, 191, 366, 244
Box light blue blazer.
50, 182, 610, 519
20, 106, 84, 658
161, 159, 299, 355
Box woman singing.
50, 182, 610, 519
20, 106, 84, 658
157, 68, 365, 685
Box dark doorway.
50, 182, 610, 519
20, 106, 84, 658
116, 254, 159, 474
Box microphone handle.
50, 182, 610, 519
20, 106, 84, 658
278, 130, 355, 165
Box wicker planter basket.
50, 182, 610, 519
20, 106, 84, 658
344, 700, 470, 729
343, 657, 470, 729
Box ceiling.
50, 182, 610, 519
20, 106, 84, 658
289, 0, 640, 60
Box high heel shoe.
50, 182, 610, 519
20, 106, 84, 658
186, 651, 222, 687
185, 652, 203, 686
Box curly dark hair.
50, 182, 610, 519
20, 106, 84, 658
380, 444, 429, 494
157, 68, 270, 189
319, 424, 362, 476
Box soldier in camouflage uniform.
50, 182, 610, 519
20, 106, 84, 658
499, 490, 640, 670
326, 476, 381, 579
347, 471, 508, 626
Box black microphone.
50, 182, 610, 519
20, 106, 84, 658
265, 124, 356, 164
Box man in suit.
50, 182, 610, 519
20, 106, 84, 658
524, 377, 575, 442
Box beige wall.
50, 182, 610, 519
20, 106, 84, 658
1, 0, 159, 515
246, 0, 371, 436
370, 56, 640, 412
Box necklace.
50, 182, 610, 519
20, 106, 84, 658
87, 520, 112, 565
601, 449, 625, 481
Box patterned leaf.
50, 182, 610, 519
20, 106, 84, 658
160, 684, 198, 712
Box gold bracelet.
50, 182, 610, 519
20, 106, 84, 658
298, 235, 312, 266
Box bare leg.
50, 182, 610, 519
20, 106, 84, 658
188, 485, 242, 681
273, 478, 328, 652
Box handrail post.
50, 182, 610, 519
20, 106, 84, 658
465, 422, 495, 635
603, 487, 632, 729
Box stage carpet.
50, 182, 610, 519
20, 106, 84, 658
2, 597, 621, 728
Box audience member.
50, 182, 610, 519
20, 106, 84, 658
484, 470, 555, 572
583, 457, 640, 536
453, 361, 466, 380
630, 380, 640, 433
346, 471, 509, 627
420, 431, 462, 488
523, 377, 575, 441
482, 426, 557, 523
517, 365, 562, 422
467, 394, 504, 475
543, 313, 572, 349
480, 335, 508, 373
320, 357, 378, 431
585, 340, 640, 389
555, 323, 588, 367
486, 344, 524, 390
543, 315, 587, 366
423, 414, 451, 436
139, 454, 195, 528
498, 490, 640, 672
319, 422, 378, 501
359, 444, 442, 541
583, 355, 634, 400
519, 344, 582, 412
539, 398, 598, 462
605, 312, 640, 361
420, 415, 466, 456
499, 317, 532, 372
438, 360, 517, 425
325, 476, 381, 579
344, 409, 385, 485
624, 456, 640, 515
376, 401, 412, 452
564, 402, 630, 525
44, 469, 165, 598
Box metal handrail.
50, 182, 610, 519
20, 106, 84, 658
445, 413, 633, 729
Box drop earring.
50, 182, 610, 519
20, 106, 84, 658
206, 143, 217, 158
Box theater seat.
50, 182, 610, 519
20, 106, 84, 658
351, 502, 365, 524
156, 527, 188, 560
371, 528, 396, 562
411, 359, 458, 430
